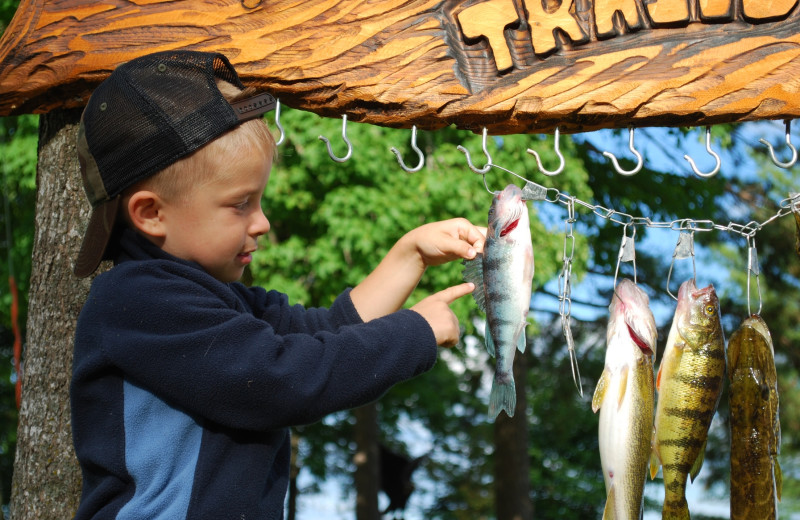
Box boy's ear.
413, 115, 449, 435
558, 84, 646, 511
126, 191, 166, 238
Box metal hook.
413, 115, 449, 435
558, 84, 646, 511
527, 127, 565, 176
319, 114, 353, 163
273, 99, 285, 146
390, 126, 425, 173
759, 119, 797, 169
603, 127, 643, 176
684, 126, 721, 178
666, 229, 696, 301
457, 127, 493, 174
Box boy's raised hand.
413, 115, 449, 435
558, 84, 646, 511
411, 282, 475, 347
408, 218, 486, 267
350, 218, 485, 323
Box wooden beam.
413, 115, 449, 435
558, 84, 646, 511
1, 0, 800, 134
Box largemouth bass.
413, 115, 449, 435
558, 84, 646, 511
592, 278, 656, 520
794, 207, 800, 260
649, 279, 725, 520
463, 184, 533, 419
728, 314, 782, 520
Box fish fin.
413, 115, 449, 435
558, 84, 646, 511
655, 362, 662, 392
649, 429, 661, 480
516, 327, 526, 354
617, 365, 629, 410
489, 377, 516, 419
601, 483, 616, 520
462, 255, 486, 313
484, 323, 496, 357
689, 439, 707, 482
591, 368, 610, 413
776, 458, 783, 502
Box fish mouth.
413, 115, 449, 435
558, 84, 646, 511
677, 278, 697, 299
691, 285, 714, 299
678, 278, 714, 300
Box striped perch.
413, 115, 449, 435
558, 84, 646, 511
463, 184, 533, 420
649, 279, 726, 520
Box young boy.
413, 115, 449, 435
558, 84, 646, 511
70, 50, 484, 519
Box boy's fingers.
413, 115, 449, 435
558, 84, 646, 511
434, 282, 475, 305
456, 221, 486, 255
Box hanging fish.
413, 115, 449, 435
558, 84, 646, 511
592, 278, 656, 520
728, 314, 782, 520
463, 184, 533, 419
649, 278, 725, 520
794, 207, 800, 260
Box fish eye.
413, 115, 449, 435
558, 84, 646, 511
705, 304, 716, 316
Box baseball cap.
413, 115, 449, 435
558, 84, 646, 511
74, 50, 276, 278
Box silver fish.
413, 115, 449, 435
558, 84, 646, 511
592, 278, 657, 520
463, 184, 534, 419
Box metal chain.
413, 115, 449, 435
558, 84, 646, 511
534, 184, 800, 241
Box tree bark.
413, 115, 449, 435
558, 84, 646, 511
9, 108, 88, 518
494, 352, 532, 520
353, 403, 380, 520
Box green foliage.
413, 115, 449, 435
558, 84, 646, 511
0, 0, 18, 36
0, 113, 38, 503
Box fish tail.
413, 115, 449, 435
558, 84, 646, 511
663, 478, 690, 520
489, 375, 516, 419
662, 495, 690, 520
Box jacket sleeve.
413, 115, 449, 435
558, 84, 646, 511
228, 282, 365, 336
79, 262, 438, 431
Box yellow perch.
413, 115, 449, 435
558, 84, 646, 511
650, 279, 725, 520
728, 314, 782, 520
592, 278, 656, 520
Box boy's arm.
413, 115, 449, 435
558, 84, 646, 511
349, 218, 485, 322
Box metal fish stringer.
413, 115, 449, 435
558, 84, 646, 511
613, 224, 637, 291
666, 230, 697, 301
747, 236, 763, 316
558, 196, 583, 396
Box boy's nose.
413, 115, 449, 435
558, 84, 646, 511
252, 210, 271, 236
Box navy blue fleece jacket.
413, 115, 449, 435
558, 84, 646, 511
71, 229, 438, 519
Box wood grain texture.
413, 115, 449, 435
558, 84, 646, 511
2, 0, 800, 134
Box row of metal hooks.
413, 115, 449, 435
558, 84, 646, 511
269, 100, 799, 175
457, 122, 798, 178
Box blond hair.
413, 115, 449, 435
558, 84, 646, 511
123, 81, 276, 205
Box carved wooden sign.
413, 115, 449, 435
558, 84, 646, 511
1, 0, 800, 133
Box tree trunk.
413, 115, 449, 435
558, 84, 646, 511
9, 108, 88, 518
353, 403, 380, 520
494, 352, 532, 520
